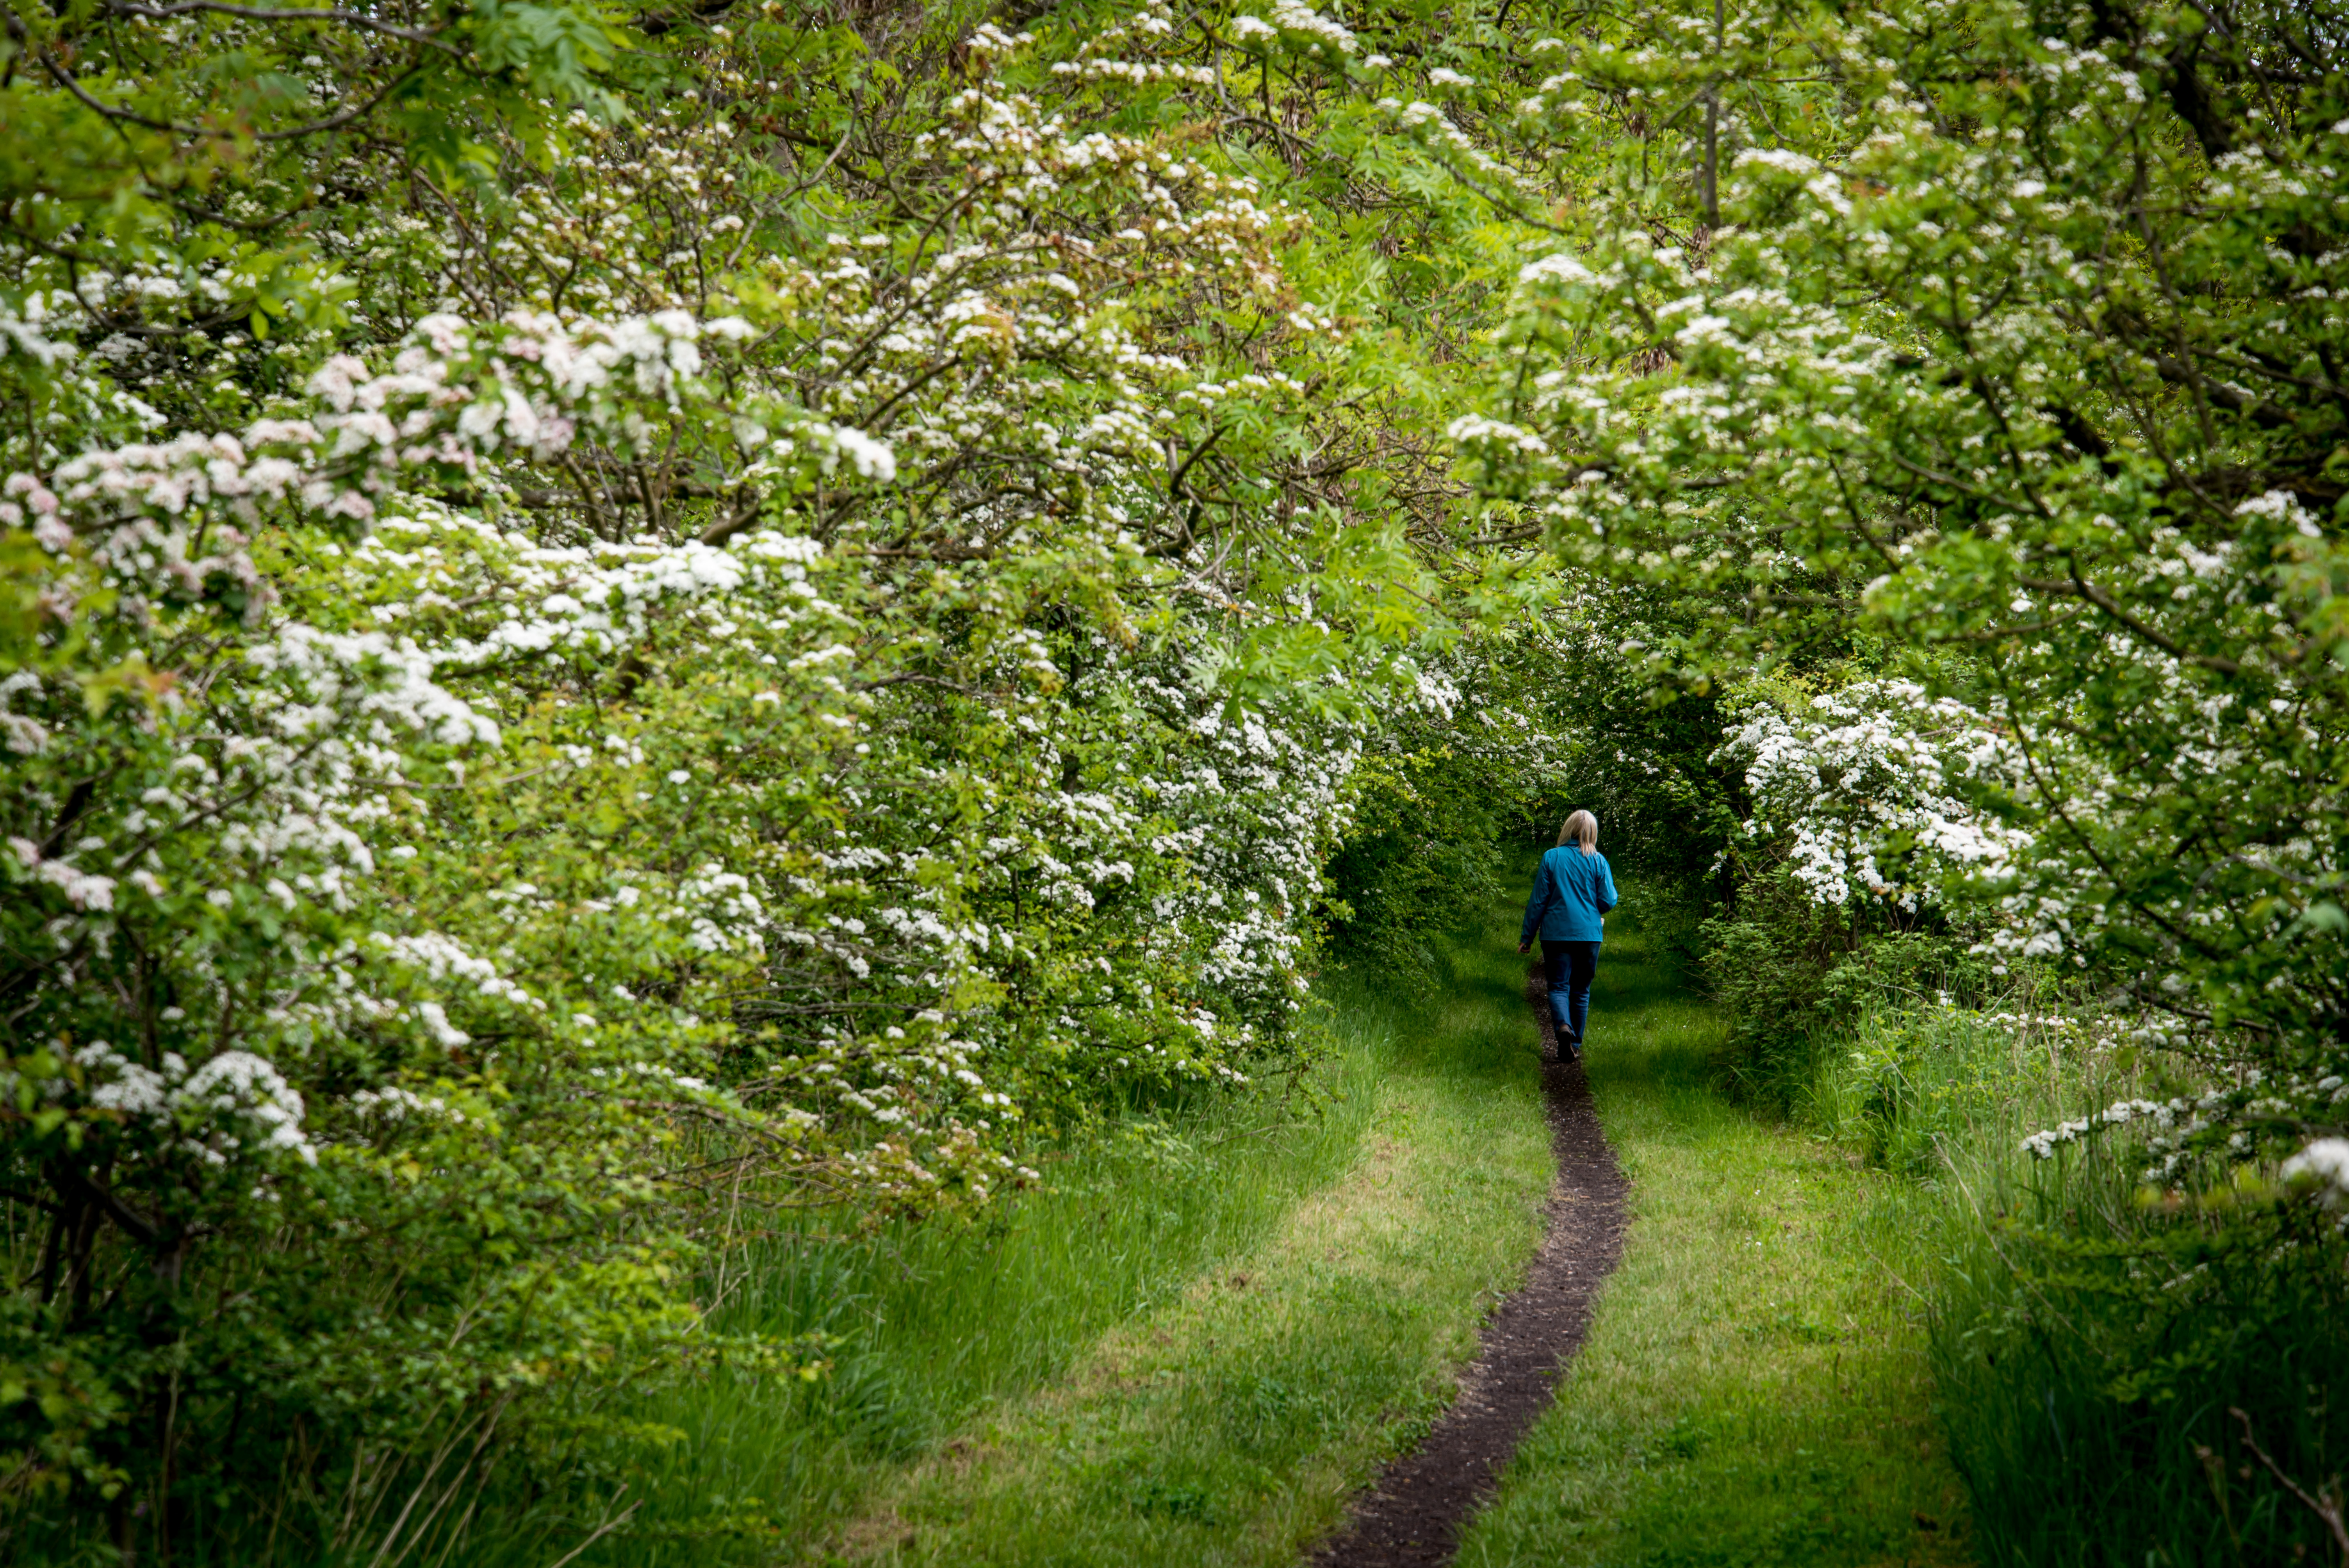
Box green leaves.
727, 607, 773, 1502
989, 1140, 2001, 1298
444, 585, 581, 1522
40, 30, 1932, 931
1460, 0, 2349, 1080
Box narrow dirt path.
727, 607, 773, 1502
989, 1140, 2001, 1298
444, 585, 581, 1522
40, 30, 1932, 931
1311, 966, 1630, 1568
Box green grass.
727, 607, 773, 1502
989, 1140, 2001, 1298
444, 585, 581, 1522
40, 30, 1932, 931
1804, 995, 2349, 1568
481, 892, 1992, 1568
828, 935, 1555, 1565
1458, 914, 1975, 1568
551, 1031, 1383, 1563
479, 924, 1553, 1565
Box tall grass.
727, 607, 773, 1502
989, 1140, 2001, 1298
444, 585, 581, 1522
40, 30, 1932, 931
1802, 994, 2349, 1568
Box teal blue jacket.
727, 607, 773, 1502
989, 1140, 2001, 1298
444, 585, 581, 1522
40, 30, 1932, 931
1521, 846, 1618, 944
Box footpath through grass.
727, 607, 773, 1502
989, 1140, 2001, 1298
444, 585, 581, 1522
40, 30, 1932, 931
547, 928, 1553, 1566
825, 938, 1554, 1566
577, 898, 1977, 1567
1458, 915, 1974, 1568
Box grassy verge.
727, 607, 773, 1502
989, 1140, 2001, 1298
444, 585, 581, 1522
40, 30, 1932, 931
823, 932, 1554, 1566
1458, 915, 1975, 1568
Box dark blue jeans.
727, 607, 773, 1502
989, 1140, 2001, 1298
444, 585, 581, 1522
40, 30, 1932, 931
1542, 939, 1599, 1045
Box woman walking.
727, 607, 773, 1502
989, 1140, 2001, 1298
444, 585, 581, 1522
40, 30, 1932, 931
1517, 810, 1619, 1062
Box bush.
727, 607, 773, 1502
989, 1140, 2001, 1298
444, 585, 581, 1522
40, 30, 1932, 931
1932, 1155, 2349, 1568
1697, 875, 1860, 1108
1813, 1004, 2011, 1178
1797, 936, 2017, 1170
1799, 976, 2349, 1567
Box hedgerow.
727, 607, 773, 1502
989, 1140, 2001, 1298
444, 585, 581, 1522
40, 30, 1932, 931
4, 0, 2345, 1557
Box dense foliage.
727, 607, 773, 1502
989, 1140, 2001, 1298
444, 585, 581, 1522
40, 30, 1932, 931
4, 0, 2346, 1557
0, 0, 1506, 1552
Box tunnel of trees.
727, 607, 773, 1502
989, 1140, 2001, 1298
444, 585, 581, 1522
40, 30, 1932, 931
2, 0, 2345, 1559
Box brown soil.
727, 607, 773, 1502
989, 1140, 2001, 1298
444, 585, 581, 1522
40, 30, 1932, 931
1309, 963, 1630, 1567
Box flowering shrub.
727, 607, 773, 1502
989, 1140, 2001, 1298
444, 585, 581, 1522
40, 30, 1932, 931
0, 0, 1531, 1548
1714, 680, 2029, 914
1462, 0, 2348, 1205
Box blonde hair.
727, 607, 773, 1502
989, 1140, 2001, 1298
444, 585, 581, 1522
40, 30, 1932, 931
1558, 809, 1598, 853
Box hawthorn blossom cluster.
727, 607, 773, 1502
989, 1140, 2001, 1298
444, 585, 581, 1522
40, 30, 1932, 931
1256, 0, 1355, 56
2282, 1138, 2349, 1208
1715, 680, 2032, 912
2021, 1070, 2349, 1197
41, 1043, 316, 1170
